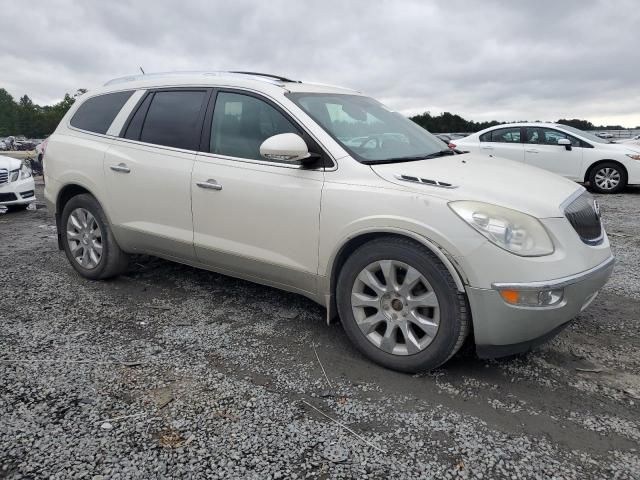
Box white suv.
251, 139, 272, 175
451, 123, 640, 193
44, 72, 614, 372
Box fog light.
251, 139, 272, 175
499, 288, 563, 307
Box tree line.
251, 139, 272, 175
0, 86, 635, 139
409, 111, 632, 133
0, 88, 86, 138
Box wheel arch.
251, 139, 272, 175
54, 183, 100, 250
324, 229, 467, 324
584, 159, 628, 184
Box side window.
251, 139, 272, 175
540, 128, 580, 147
210, 92, 300, 161
123, 94, 152, 140
479, 132, 491, 142
524, 127, 540, 144
70, 91, 134, 134
491, 127, 521, 143
138, 90, 207, 150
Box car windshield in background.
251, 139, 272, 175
286, 93, 449, 163
560, 125, 614, 144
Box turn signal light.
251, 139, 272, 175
498, 288, 564, 307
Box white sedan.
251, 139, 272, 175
451, 123, 640, 193
0, 155, 36, 211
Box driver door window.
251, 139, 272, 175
210, 92, 300, 161
540, 128, 580, 147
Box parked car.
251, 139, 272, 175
620, 134, 640, 145
596, 132, 614, 139
44, 72, 613, 372
451, 123, 640, 193
0, 155, 36, 211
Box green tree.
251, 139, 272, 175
0, 89, 16, 136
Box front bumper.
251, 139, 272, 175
467, 255, 615, 358
0, 176, 36, 205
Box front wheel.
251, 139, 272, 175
589, 162, 627, 194
336, 237, 469, 373
61, 194, 129, 280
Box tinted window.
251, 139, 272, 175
210, 92, 299, 160
139, 91, 206, 150
70, 91, 134, 134
479, 132, 491, 142
491, 127, 521, 143
123, 94, 152, 140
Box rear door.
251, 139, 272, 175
104, 88, 209, 259
191, 90, 325, 295
484, 127, 525, 162
523, 127, 583, 179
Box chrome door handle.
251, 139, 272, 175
196, 179, 223, 191
110, 163, 131, 173
525, 149, 539, 153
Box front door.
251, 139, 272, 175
192, 90, 324, 296
523, 127, 583, 179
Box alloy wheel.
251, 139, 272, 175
350, 260, 440, 356
66, 207, 103, 269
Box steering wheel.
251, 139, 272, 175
358, 135, 381, 149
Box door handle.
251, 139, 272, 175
110, 163, 131, 173
196, 179, 223, 191
480, 146, 493, 150
525, 149, 539, 153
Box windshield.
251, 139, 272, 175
286, 93, 449, 163
558, 125, 614, 144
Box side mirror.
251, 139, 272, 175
260, 133, 310, 162
557, 138, 572, 150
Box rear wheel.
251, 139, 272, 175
336, 237, 469, 372
61, 194, 129, 279
589, 162, 627, 194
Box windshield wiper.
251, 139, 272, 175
362, 149, 454, 164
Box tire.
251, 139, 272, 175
589, 162, 627, 194
61, 193, 129, 280
336, 237, 469, 373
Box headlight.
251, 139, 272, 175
449, 201, 554, 256
626, 154, 640, 160
10, 164, 32, 182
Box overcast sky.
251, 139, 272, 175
2, 0, 639, 126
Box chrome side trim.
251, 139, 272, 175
394, 174, 458, 189
492, 255, 615, 291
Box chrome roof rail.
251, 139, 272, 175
104, 71, 299, 87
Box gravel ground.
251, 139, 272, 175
1, 180, 639, 479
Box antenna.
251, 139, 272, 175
139, 66, 145, 75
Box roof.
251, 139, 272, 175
99, 71, 359, 96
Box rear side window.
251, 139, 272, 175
70, 91, 134, 134
490, 127, 521, 143
137, 90, 207, 150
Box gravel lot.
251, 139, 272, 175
1, 180, 639, 479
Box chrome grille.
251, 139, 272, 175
0, 169, 7, 185
564, 191, 603, 245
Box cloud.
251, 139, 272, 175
2, 0, 639, 126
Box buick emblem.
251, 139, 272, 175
593, 199, 601, 217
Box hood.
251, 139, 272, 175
607, 142, 640, 154
371, 153, 581, 218
0, 155, 22, 171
